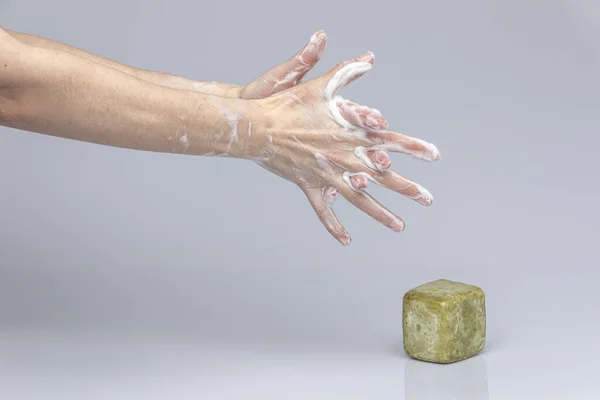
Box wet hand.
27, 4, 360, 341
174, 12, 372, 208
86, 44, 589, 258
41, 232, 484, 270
251, 51, 440, 246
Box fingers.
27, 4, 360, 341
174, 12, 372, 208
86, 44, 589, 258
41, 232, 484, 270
367, 130, 441, 161
343, 153, 434, 206
337, 177, 405, 232
318, 54, 440, 163
376, 171, 434, 206
271, 30, 327, 91
336, 97, 388, 131
323, 52, 374, 100
304, 187, 351, 246
241, 30, 327, 99
294, 30, 327, 76
343, 172, 371, 191
326, 63, 377, 130
321, 145, 433, 206
354, 147, 392, 172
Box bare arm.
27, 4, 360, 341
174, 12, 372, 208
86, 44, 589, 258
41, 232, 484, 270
3, 28, 327, 99
1, 28, 232, 94
0, 29, 258, 156
0, 28, 441, 246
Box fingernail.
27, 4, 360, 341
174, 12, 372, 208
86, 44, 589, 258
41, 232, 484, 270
430, 144, 441, 161
358, 51, 375, 64
300, 32, 327, 63
420, 196, 433, 206
340, 234, 352, 247
415, 184, 434, 206
317, 31, 327, 44
311, 29, 326, 40
415, 139, 441, 161
390, 219, 405, 232
364, 110, 388, 130
309, 30, 327, 48
350, 174, 369, 190
315, 35, 327, 57
368, 150, 392, 170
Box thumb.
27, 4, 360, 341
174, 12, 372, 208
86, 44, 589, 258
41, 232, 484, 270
240, 30, 327, 99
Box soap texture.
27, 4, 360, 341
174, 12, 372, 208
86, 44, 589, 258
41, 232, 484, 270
403, 279, 486, 364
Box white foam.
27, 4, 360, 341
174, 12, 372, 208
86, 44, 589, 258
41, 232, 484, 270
178, 134, 189, 150
325, 62, 372, 138
342, 171, 372, 192
314, 153, 331, 170
354, 146, 380, 171
323, 187, 338, 206
378, 139, 440, 162
325, 62, 372, 101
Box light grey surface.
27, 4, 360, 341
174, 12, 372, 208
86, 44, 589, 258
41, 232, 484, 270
1, 0, 599, 398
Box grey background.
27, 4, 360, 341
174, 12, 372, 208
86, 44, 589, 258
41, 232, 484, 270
0, 0, 599, 398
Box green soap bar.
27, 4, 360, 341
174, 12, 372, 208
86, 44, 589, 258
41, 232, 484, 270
403, 279, 486, 364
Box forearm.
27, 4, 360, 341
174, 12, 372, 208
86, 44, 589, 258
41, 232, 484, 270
4, 28, 242, 97
0, 38, 257, 157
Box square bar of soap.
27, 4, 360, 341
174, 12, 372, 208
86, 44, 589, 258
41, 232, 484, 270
403, 279, 486, 364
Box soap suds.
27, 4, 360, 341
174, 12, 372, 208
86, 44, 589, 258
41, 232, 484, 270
343, 171, 373, 192
354, 146, 377, 171
325, 62, 372, 101
377, 139, 440, 162
179, 134, 189, 151
323, 187, 338, 206
325, 62, 373, 138
314, 153, 331, 170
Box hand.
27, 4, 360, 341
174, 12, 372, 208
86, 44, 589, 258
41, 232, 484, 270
239, 30, 327, 99
191, 30, 327, 100
250, 52, 441, 246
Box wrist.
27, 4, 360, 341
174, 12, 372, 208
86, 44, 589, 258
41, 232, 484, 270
190, 81, 242, 98
223, 97, 272, 160
185, 93, 269, 159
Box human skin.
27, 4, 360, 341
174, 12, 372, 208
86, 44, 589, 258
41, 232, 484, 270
2, 28, 327, 99
0, 28, 440, 246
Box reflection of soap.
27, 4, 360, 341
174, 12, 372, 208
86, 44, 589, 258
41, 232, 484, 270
405, 356, 489, 400
403, 279, 486, 364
